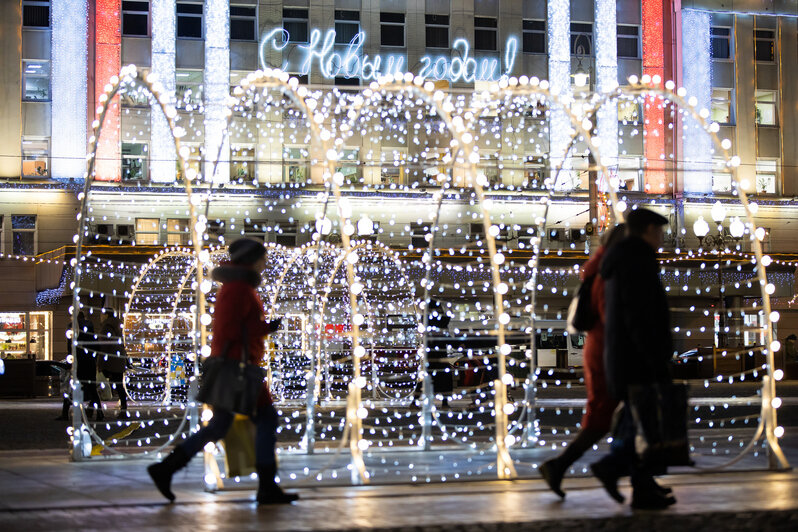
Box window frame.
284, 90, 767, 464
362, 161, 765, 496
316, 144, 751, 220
522, 19, 546, 54
755, 89, 778, 127
616, 25, 640, 59
711, 88, 734, 125
710, 26, 732, 60
135, 218, 160, 245
380, 12, 406, 48
230, 143, 256, 182
121, 142, 149, 181
570, 22, 593, 56
282, 146, 310, 184
175, 69, 203, 107
474, 17, 498, 52
425, 13, 449, 49
754, 29, 775, 63
754, 159, 778, 195
166, 218, 190, 246
283, 8, 309, 44
122, 0, 150, 37
21, 137, 49, 178
22, 59, 50, 102
11, 215, 38, 257
176, 0, 204, 40
334, 10, 360, 45
22, 0, 50, 29
230, 3, 257, 42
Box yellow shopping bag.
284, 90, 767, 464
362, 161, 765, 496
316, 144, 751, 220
223, 414, 256, 478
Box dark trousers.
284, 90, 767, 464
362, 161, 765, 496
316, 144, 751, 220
180, 405, 278, 466
82, 380, 102, 412
103, 370, 128, 411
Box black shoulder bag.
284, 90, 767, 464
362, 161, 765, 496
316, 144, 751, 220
196, 323, 267, 416
567, 273, 598, 333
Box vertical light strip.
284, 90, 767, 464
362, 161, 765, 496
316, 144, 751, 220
204, 0, 230, 183
595, 0, 618, 170
151, 0, 177, 183
681, 9, 712, 194
51, 0, 88, 179
642, 0, 667, 193
95, 0, 122, 181
547, 0, 571, 189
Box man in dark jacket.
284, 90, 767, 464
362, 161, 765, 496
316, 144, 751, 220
98, 309, 129, 418
590, 208, 675, 510
76, 312, 104, 421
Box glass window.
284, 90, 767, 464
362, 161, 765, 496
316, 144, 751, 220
283, 8, 309, 43
175, 70, 203, 108
22, 60, 50, 101
711, 27, 731, 59
617, 25, 640, 59
755, 90, 777, 126
336, 148, 361, 184
755, 29, 775, 62
335, 10, 360, 45
166, 218, 189, 245
474, 17, 497, 52
135, 218, 159, 245
176, 143, 201, 181
712, 173, 732, 193
380, 12, 405, 47
0, 311, 52, 360
711, 88, 733, 124
231, 144, 255, 182
425, 14, 449, 49
334, 76, 360, 88
23, 1, 49, 28
617, 98, 641, 124
122, 1, 149, 36
230, 5, 256, 41
522, 20, 545, 54
755, 160, 777, 194
122, 142, 148, 181
177, 1, 203, 39
283, 147, 309, 184
617, 157, 642, 191
380, 148, 406, 185
12, 215, 37, 256
571, 23, 593, 56
21, 138, 48, 177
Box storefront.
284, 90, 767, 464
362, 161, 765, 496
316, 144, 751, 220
0, 311, 52, 360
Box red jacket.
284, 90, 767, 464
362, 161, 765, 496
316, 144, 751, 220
210, 263, 278, 406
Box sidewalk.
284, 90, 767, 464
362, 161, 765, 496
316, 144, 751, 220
1, 448, 797, 531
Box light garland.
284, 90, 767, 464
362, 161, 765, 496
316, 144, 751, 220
204, 0, 230, 184
150, 0, 177, 183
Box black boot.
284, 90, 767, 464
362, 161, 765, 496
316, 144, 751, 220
590, 459, 625, 503
148, 447, 191, 502
541, 429, 604, 499
630, 473, 676, 510
256, 463, 299, 505
539, 459, 566, 499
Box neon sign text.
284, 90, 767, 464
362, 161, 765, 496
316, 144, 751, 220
259, 28, 518, 83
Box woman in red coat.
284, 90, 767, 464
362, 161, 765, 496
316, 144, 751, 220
539, 224, 625, 498
148, 239, 298, 504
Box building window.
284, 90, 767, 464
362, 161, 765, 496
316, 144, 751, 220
176, 144, 201, 181
425, 14, 449, 49
135, 218, 159, 245
522, 20, 545, 54
22, 60, 50, 101
166, 219, 189, 245
122, 1, 149, 36
122, 142, 148, 181
475, 17, 498, 52
336, 148, 361, 184
381, 148, 407, 185
23, 0, 49, 28
231, 145, 255, 181
230, 4, 257, 41
283, 147, 309, 183
176, 70, 203, 107
710, 27, 731, 59
571, 23, 593, 55
712, 172, 732, 193
283, 8, 309, 43
617, 25, 640, 59
0, 311, 52, 361
334, 76, 360, 87
755, 29, 775, 62
275, 223, 297, 247
755, 160, 777, 194
755, 90, 777, 126
21, 138, 48, 177
617, 98, 641, 124
177, 1, 203, 39
617, 157, 643, 192
711, 89, 733, 124
12, 215, 37, 256
335, 10, 360, 44
380, 12, 405, 47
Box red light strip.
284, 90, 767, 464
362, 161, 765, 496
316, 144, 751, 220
94, 0, 121, 182
642, 0, 667, 193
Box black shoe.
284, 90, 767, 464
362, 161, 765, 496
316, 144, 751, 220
631, 489, 676, 510
590, 460, 625, 503
148, 447, 191, 502
256, 463, 299, 505
539, 459, 566, 499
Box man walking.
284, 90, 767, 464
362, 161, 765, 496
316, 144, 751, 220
98, 309, 129, 419
590, 208, 675, 510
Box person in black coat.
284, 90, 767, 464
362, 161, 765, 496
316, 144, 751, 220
76, 312, 104, 421
590, 208, 675, 510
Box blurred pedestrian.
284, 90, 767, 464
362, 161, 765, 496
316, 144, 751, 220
590, 208, 675, 510
784, 334, 797, 363
76, 312, 104, 421
56, 313, 74, 421
98, 309, 129, 419
147, 238, 298, 505
539, 223, 626, 498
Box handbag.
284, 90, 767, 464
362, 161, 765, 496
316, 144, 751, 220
223, 414, 257, 478
627, 381, 693, 468
566, 274, 597, 334
196, 324, 267, 416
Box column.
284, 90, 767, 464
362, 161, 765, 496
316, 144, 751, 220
547, 0, 571, 189
51, 0, 88, 179
204, 0, 230, 183
0, 2, 21, 177
94, 0, 122, 181
642, 0, 667, 192
681, 9, 712, 194
594, 0, 618, 170
151, 0, 177, 183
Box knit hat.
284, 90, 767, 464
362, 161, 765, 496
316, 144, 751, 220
626, 208, 668, 236
228, 238, 267, 265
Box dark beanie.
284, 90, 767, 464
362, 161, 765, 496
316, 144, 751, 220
626, 208, 668, 236
228, 238, 267, 265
